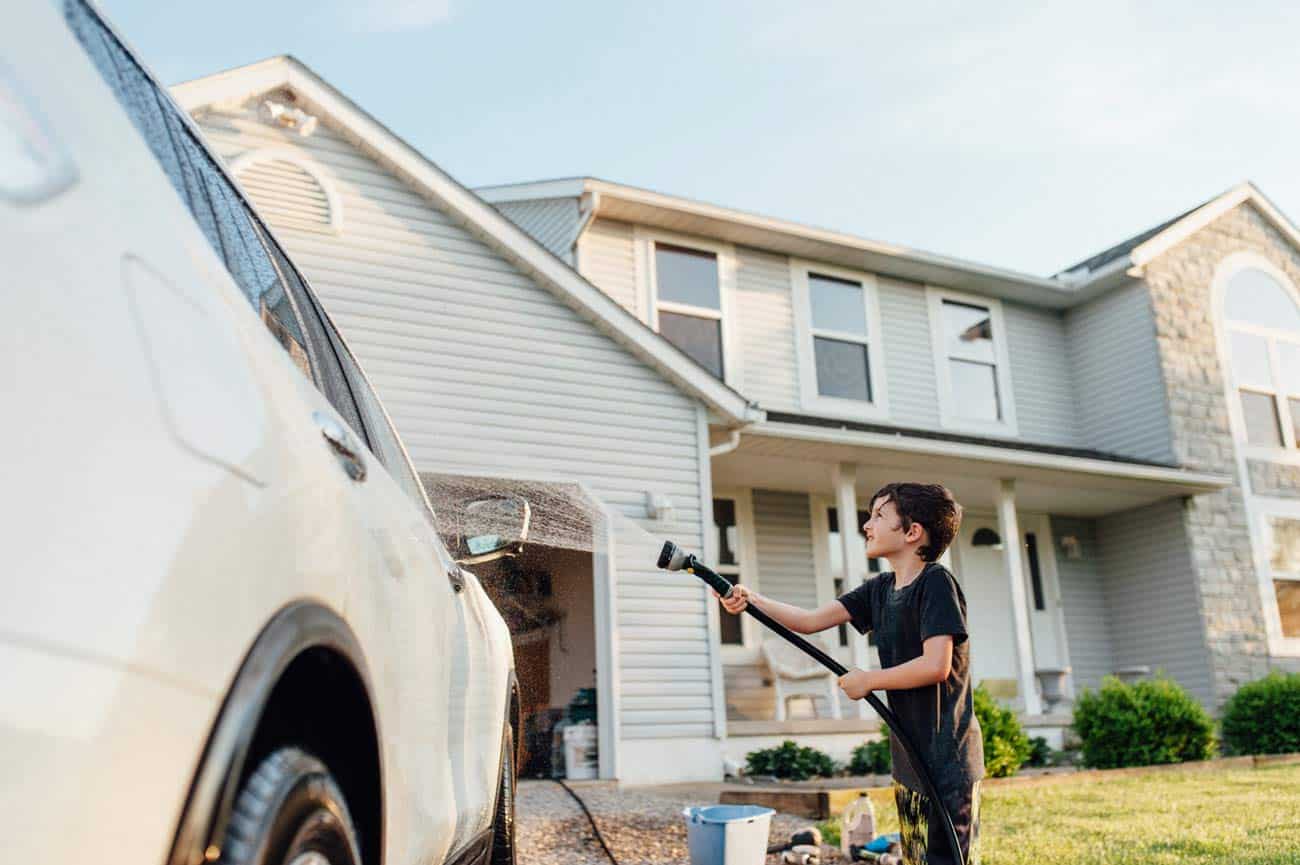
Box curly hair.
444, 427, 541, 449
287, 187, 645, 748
868, 482, 963, 562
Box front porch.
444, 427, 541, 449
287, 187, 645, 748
705, 419, 1230, 757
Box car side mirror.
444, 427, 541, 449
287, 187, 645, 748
453, 494, 531, 565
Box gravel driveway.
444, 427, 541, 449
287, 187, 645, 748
517, 779, 834, 865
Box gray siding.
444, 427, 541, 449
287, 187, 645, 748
195, 106, 711, 741
1096, 499, 1214, 705
576, 217, 639, 315
878, 277, 941, 428
1066, 283, 1175, 463
492, 197, 580, 263
752, 490, 819, 609
1049, 517, 1113, 692
1005, 303, 1079, 447
736, 247, 800, 410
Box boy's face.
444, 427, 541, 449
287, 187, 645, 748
862, 496, 920, 558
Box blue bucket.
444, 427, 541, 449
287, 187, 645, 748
682, 804, 775, 865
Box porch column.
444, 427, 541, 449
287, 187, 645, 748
995, 479, 1043, 715
834, 463, 872, 719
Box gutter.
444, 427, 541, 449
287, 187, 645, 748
570, 188, 600, 269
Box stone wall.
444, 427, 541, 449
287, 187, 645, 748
1141, 201, 1299, 705
1248, 460, 1300, 499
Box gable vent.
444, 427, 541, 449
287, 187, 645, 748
231, 149, 342, 234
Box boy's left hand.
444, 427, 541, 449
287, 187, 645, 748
837, 668, 877, 700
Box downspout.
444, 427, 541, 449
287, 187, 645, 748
709, 428, 742, 457
569, 189, 600, 271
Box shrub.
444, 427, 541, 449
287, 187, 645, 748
849, 734, 892, 775
1072, 675, 1216, 769
745, 740, 836, 780
973, 684, 1032, 777
815, 818, 841, 848
1026, 736, 1051, 768
1221, 671, 1300, 756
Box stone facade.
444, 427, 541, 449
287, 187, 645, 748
1248, 460, 1300, 499
1142, 201, 1300, 705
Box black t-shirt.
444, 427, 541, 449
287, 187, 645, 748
838, 562, 984, 795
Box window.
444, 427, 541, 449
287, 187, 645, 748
825, 507, 885, 648
66, 0, 313, 382
1223, 267, 1300, 451
713, 498, 743, 645
792, 263, 888, 420
1025, 532, 1045, 611
928, 288, 1017, 434
652, 243, 725, 378
1269, 518, 1300, 638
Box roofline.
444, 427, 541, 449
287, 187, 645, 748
750, 421, 1232, 493
172, 62, 760, 425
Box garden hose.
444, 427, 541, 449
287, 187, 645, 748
657, 540, 967, 865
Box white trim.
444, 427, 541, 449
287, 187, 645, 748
473, 177, 588, 203
1131, 183, 1300, 270
714, 486, 762, 665
229, 147, 344, 234
1025, 513, 1075, 699
790, 260, 890, 422
996, 480, 1043, 715
171, 59, 761, 425
1210, 252, 1300, 657
750, 421, 1232, 490
636, 226, 742, 390
697, 407, 728, 738
926, 286, 1019, 437
592, 497, 621, 779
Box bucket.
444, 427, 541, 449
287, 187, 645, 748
562, 723, 598, 780
682, 804, 774, 865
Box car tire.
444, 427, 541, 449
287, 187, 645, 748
221, 747, 363, 865
489, 722, 517, 865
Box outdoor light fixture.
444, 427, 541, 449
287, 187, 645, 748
1060, 535, 1083, 559
258, 98, 319, 137
971, 527, 1002, 548
645, 491, 674, 523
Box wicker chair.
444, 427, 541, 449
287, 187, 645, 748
761, 635, 842, 721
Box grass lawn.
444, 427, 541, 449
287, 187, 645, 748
864, 764, 1300, 865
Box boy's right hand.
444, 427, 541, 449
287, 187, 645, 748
713, 584, 752, 615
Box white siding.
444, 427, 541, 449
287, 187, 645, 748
1049, 516, 1113, 692
736, 247, 800, 410
492, 197, 580, 263
752, 490, 819, 609
1097, 499, 1214, 705
577, 218, 640, 315
1005, 303, 1079, 447
877, 277, 941, 428
1066, 283, 1176, 462
196, 106, 711, 741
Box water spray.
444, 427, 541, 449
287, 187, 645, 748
657, 540, 966, 865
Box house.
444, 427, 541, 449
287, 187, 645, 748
173, 57, 1299, 784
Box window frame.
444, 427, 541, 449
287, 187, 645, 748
713, 488, 761, 663
1258, 503, 1300, 655
790, 260, 890, 421
1220, 260, 1300, 460
634, 227, 739, 387
926, 286, 1019, 436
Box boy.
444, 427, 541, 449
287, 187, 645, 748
718, 482, 982, 865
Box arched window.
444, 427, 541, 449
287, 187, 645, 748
1223, 267, 1300, 450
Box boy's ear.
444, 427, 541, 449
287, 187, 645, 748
906, 522, 927, 545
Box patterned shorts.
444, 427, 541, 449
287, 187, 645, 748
892, 780, 982, 865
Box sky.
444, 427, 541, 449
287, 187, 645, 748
100, 0, 1300, 275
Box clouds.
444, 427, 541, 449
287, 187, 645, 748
345, 0, 453, 33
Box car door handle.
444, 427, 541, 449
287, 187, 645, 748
312, 410, 367, 482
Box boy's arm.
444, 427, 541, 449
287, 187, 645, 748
837, 635, 953, 699
716, 587, 851, 635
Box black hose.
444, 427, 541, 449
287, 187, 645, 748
554, 779, 620, 865
662, 544, 967, 865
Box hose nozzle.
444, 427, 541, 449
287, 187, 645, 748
657, 540, 690, 572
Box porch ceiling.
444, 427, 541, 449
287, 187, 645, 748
711, 423, 1231, 518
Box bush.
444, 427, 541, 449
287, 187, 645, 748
1221, 671, 1300, 756
745, 740, 836, 780
973, 684, 1032, 777
849, 734, 892, 775
1072, 675, 1216, 769
1026, 736, 1051, 768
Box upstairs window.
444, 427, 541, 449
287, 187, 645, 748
1269, 517, 1300, 639
792, 262, 888, 421
652, 242, 725, 378
928, 288, 1018, 435
1223, 266, 1300, 450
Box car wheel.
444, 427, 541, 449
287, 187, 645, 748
489, 722, 517, 865
221, 747, 363, 865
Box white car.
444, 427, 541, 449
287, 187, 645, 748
2, 3, 520, 865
